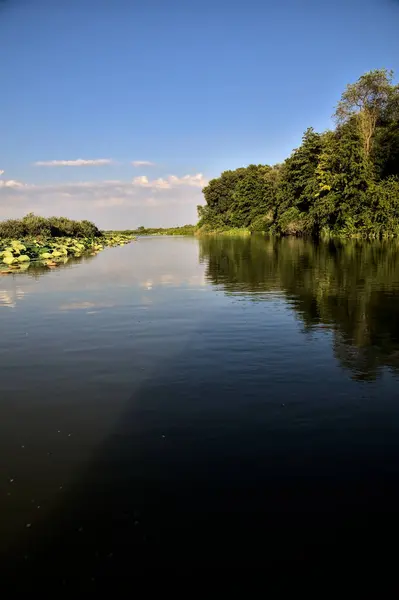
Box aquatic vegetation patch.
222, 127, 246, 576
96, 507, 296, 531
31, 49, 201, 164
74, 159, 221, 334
0, 232, 135, 274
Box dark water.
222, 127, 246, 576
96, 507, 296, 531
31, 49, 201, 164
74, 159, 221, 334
1, 234, 399, 582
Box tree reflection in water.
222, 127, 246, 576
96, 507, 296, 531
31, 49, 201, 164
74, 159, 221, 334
200, 234, 399, 380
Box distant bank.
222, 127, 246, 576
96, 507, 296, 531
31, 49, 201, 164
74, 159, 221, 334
113, 225, 197, 236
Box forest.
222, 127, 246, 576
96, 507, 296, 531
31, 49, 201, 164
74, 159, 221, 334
198, 69, 399, 237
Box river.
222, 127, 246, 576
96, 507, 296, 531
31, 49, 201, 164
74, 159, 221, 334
1, 234, 399, 582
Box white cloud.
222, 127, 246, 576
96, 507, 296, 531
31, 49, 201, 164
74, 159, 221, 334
132, 173, 207, 190
132, 160, 155, 167
171, 173, 206, 187
0, 179, 26, 188
0, 172, 208, 228
0, 171, 26, 188
0, 172, 207, 197
133, 175, 149, 186
34, 158, 113, 167
152, 178, 171, 190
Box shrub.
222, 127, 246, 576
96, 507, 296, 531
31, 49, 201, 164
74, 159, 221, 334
0, 214, 102, 239
276, 207, 306, 236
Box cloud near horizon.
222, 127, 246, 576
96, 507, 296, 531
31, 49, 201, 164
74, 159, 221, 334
0, 172, 208, 228
0, 179, 26, 188
132, 173, 205, 190
132, 160, 155, 167
34, 158, 113, 167
0, 170, 26, 188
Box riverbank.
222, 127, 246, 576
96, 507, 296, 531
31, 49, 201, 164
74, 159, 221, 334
116, 225, 196, 236
0, 215, 136, 274
195, 227, 399, 239
128, 226, 251, 237
195, 227, 251, 236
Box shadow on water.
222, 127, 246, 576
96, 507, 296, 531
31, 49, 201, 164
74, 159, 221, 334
3, 236, 399, 586
3, 357, 392, 585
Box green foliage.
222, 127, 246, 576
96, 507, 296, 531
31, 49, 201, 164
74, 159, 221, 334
249, 213, 274, 232
276, 128, 323, 217
198, 227, 251, 236
366, 178, 399, 236
275, 207, 307, 236
231, 165, 275, 227
198, 69, 399, 238
310, 120, 373, 234
0, 219, 135, 273
372, 92, 399, 179
0, 213, 101, 239
126, 225, 196, 236
334, 69, 397, 156
199, 169, 247, 229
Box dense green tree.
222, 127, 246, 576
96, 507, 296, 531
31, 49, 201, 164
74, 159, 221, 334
198, 168, 247, 229
198, 69, 399, 238
274, 127, 323, 234
230, 164, 277, 228
366, 178, 399, 235
312, 120, 373, 235
373, 87, 399, 178
334, 69, 396, 156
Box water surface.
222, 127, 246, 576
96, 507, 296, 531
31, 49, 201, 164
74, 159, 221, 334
1, 235, 399, 581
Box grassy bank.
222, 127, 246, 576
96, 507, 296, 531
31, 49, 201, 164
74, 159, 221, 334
111, 225, 253, 237
118, 225, 196, 236
195, 226, 251, 236
0, 215, 135, 274
195, 226, 399, 239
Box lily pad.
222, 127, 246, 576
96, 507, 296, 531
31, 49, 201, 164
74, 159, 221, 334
17, 262, 31, 271
2, 255, 17, 265
11, 241, 26, 251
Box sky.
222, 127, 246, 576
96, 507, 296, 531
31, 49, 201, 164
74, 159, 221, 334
0, 0, 398, 229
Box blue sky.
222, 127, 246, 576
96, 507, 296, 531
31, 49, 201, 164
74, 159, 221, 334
1, 0, 398, 228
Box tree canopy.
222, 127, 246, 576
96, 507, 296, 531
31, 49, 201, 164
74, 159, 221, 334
198, 69, 399, 237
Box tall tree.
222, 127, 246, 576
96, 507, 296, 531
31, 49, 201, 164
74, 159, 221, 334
199, 169, 247, 229
231, 164, 275, 228
275, 128, 323, 233
198, 68, 399, 238
373, 85, 399, 178
312, 120, 373, 234
334, 69, 396, 156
